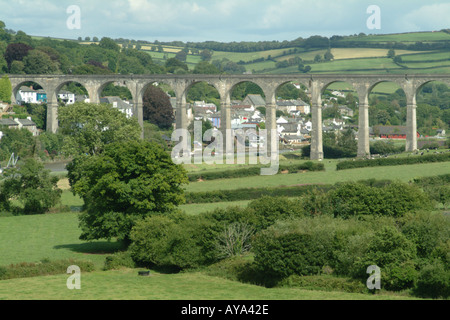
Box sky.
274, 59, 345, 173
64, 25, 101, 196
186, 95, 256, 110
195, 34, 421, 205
0, 0, 449, 43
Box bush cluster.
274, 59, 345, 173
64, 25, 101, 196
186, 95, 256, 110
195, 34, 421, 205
185, 184, 332, 204
0, 259, 94, 280
124, 179, 448, 298
336, 152, 450, 170
187, 162, 324, 182
252, 212, 449, 296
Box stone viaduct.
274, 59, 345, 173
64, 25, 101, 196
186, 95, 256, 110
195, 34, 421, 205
7, 73, 450, 160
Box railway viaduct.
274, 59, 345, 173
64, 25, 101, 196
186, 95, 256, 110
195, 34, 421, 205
7, 73, 450, 160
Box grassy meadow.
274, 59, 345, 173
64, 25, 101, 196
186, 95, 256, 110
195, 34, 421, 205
1, 148, 449, 300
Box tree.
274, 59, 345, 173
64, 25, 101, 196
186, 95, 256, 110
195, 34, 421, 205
143, 85, 175, 129
2, 158, 62, 214
0, 74, 12, 103
4, 43, 32, 70
193, 61, 221, 74
58, 102, 142, 156
387, 49, 395, 58
393, 55, 403, 64
67, 140, 189, 242
164, 57, 188, 73
99, 37, 120, 51
23, 50, 58, 74
324, 49, 334, 61
200, 49, 213, 61
175, 50, 187, 62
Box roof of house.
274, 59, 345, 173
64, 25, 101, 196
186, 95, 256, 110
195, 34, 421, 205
0, 119, 19, 126
100, 97, 133, 109
19, 86, 36, 93
244, 94, 266, 106
279, 123, 299, 133
277, 99, 310, 107
16, 118, 36, 126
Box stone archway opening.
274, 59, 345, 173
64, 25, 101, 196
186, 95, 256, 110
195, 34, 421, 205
11, 81, 47, 132
319, 81, 359, 158
56, 81, 90, 106
99, 81, 134, 119
416, 81, 449, 147
368, 81, 407, 153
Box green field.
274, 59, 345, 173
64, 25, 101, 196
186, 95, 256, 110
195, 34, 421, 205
341, 32, 450, 43
0, 268, 418, 300
2, 155, 449, 300
184, 161, 450, 193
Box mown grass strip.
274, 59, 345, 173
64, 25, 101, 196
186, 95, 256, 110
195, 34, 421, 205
336, 152, 450, 171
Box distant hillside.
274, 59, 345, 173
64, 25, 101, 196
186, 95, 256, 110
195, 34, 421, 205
2, 22, 450, 77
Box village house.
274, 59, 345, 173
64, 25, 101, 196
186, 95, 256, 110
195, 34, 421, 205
100, 96, 134, 119
243, 94, 266, 108
58, 91, 76, 105
372, 125, 420, 139
16, 86, 47, 105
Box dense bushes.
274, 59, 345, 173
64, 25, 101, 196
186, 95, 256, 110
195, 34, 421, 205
128, 196, 307, 271
187, 161, 324, 182
0, 259, 94, 280
370, 141, 404, 155
251, 212, 449, 295
122, 178, 448, 298
327, 182, 433, 218
336, 152, 450, 170
185, 184, 332, 204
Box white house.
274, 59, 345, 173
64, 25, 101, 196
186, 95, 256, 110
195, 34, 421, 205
58, 91, 76, 105
16, 87, 40, 104
100, 97, 134, 119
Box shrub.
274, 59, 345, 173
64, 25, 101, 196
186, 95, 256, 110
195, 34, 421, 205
328, 182, 432, 218
336, 152, 450, 170
246, 196, 306, 230
186, 162, 324, 181
370, 141, 403, 155
414, 260, 450, 299
352, 226, 418, 291
252, 217, 345, 284
185, 184, 332, 204
104, 251, 136, 270
278, 274, 368, 293
399, 211, 450, 259
0, 259, 94, 280
215, 222, 255, 259
129, 214, 217, 271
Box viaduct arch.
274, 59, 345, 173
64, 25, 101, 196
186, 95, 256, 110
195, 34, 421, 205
7, 74, 450, 160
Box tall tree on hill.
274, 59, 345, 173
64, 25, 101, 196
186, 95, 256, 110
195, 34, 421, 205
143, 85, 175, 129
4, 43, 32, 70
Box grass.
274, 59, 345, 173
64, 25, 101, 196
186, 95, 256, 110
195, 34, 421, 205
185, 161, 450, 193
2, 157, 447, 300
342, 32, 450, 43
0, 269, 418, 300
0, 212, 122, 269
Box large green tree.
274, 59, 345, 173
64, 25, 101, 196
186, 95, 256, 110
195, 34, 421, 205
1, 158, 62, 214
23, 49, 58, 74
67, 140, 188, 242
58, 102, 142, 156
